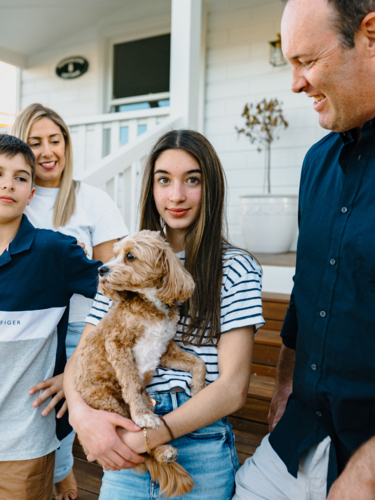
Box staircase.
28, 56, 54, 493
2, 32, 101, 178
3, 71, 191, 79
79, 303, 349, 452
71, 292, 290, 497
230, 292, 289, 464
69, 113, 183, 234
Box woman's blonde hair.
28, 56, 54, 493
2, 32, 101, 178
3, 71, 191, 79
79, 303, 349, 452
12, 103, 78, 228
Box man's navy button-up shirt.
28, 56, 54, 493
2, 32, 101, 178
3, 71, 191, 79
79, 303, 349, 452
269, 119, 375, 488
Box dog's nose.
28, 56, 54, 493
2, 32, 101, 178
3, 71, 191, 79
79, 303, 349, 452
99, 265, 110, 277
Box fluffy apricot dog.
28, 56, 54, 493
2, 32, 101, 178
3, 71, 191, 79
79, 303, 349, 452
75, 230, 207, 498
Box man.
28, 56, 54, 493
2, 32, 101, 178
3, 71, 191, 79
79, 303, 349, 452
233, 1, 375, 499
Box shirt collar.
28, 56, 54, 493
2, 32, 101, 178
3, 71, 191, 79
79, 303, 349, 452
340, 116, 375, 144
9, 214, 37, 255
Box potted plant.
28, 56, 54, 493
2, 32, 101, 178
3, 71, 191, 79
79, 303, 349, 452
236, 98, 298, 254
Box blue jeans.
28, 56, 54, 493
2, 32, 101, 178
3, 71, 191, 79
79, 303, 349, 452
53, 322, 86, 483
99, 391, 239, 500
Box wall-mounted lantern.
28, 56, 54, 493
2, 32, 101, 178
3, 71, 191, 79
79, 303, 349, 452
269, 34, 287, 67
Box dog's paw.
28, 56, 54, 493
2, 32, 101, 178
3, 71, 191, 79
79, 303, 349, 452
154, 445, 178, 463
190, 380, 206, 397
132, 410, 161, 429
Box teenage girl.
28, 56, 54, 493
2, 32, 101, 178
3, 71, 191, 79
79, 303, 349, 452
12, 104, 128, 500
64, 129, 264, 499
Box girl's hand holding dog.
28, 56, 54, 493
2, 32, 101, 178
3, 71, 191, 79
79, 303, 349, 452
29, 373, 67, 418
69, 396, 145, 471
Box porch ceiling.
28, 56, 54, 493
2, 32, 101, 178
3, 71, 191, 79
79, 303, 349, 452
0, 0, 251, 68
0, 0, 127, 66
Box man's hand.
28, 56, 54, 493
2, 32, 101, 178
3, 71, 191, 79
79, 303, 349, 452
267, 383, 292, 432
29, 373, 67, 418
70, 400, 145, 471
267, 344, 295, 432
327, 437, 375, 500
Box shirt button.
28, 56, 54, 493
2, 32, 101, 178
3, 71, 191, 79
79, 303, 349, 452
341, 207, 348, 214
320, 311, 327, 318
330, 259, 336, 266
316, 411, 322, 418
311, 364, 317, 371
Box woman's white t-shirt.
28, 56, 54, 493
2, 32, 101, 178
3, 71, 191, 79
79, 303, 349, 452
86, 248, 265, 395
25, 183, 128, 322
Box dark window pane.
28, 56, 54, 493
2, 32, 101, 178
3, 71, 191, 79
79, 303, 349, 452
113, 34, 170, 99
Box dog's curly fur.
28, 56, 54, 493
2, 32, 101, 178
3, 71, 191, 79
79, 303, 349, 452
75, 230, 207, 498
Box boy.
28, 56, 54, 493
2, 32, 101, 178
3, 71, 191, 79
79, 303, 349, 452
0, 134, 101, 499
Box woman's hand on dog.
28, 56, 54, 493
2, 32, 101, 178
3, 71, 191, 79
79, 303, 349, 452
29, 373, 67, 418
70, 400, 145, 471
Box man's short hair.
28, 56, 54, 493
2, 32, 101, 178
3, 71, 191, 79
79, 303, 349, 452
283, 0, 375, 49
0, 134, 36, 185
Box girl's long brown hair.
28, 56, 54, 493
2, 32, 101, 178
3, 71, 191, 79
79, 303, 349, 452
139, 129, 229, 346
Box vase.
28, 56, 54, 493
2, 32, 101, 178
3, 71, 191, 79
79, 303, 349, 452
240, 195, 298, 254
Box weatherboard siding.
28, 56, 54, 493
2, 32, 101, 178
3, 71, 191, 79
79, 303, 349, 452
204, 0, 328, 246
19, 0, 327, 247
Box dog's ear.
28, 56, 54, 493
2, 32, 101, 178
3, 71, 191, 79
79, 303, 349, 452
157, 245, 195, 306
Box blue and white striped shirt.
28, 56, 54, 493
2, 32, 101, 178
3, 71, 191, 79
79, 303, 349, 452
86, 248, 264, 395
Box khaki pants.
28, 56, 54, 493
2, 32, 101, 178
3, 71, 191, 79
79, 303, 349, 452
233, 435, 331, 500
0, 451, 55, 500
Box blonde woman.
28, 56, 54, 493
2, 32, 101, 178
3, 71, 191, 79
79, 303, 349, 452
12, 104, 128, 500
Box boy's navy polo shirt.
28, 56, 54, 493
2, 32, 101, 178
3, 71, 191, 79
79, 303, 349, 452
269, 118, 375, 491
0, 215, 100, 460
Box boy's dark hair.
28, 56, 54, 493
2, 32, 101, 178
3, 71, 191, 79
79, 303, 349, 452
283, 0, 375, 49
0, 134, 36, 185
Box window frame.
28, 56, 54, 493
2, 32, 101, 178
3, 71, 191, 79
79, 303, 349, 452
107, 28, 171, 112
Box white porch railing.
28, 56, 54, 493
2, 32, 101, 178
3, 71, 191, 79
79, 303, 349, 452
65, 0, 203, 234
67, 107, 171, 176
73, 114, 183, 233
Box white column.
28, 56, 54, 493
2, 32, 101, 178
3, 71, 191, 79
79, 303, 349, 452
169, 0, 203, 130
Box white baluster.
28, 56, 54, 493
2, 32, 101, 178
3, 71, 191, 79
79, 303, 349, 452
130, 161, 140, 233
122, 166, 132, 230
110, 121, 121, 154
73, 125, 87, 177
106, 121, 120, 201
92, 123, 103, 166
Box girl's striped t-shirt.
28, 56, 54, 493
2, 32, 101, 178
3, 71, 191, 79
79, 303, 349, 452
85, 248, 265, 396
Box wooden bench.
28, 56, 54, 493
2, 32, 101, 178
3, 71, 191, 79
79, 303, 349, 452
230, 292, 289, 464
71, 291, 290, 497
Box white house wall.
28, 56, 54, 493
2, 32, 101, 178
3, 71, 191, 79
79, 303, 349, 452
204, 0, 328, 247
18, 0, 328, 248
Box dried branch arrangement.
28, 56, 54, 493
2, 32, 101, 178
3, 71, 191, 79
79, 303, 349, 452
236, 98, 288, 193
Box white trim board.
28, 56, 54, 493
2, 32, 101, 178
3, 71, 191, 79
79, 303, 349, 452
262, 265, 295, 295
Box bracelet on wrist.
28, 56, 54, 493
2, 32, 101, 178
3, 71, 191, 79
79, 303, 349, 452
160, 415, 175, 441
143, 427, 152, 455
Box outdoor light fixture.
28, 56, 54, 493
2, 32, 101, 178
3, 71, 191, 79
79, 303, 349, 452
269, 34, 287, 67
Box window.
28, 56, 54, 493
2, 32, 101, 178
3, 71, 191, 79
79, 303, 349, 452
112, 34, 171, 109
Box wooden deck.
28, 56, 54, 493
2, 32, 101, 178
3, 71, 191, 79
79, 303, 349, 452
72, 442, 103, 499
70, 292, 289, 498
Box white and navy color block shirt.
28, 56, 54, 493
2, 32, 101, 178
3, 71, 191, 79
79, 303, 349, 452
0, 216, 100, 461
86, 248, 265, 396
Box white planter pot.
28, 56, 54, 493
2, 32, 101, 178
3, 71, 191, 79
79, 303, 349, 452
240, 195, 298, 254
